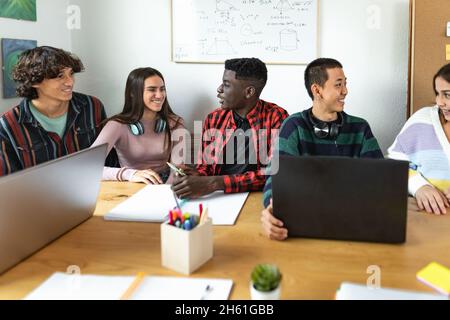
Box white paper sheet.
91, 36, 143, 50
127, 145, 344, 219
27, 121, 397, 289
105, 185, 175, 222
104, 184, 249, 225
133, 276, 233, 300
25, 273, 134, 300
25, 273, 233, 300
336, 282, 448, 300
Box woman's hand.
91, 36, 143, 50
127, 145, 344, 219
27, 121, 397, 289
415, 185, 449, 215
130, 169, 163, 185
444, 187, 450, 201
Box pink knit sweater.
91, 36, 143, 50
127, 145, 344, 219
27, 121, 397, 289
92, 116, 186, 183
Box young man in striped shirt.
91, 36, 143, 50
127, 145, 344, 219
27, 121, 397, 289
172, 58, 289, 199
0, 46, 107, 176
261, 58, 384, 241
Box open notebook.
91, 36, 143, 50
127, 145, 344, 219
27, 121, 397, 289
25, 273, 233, 300
336, 282, 448, 300
104, 184, 249, 225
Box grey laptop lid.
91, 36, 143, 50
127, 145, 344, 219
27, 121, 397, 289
0, 144, 107, 274
272, 156, 409, 243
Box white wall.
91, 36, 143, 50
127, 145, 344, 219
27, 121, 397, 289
0, 0, 71, 112
72, 0, 408, 152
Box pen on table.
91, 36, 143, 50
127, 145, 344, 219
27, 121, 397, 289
120, 272, 146, 300
200, 284, 213, 300
172, 191, 188, 211
172, 191, 181, 210
167, 162, 186, 176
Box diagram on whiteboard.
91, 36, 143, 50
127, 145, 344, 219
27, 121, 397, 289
172, 0, 318, 64
207, 38, 236, 55
280, 29, 298, 51
216, 0, 237, 12
276, 0, 293, 13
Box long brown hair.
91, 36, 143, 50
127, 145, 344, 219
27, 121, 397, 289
106, 67, 180, 148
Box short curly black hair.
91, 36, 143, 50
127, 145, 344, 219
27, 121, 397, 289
225, 58, 267, 95
12, 46, 84, 99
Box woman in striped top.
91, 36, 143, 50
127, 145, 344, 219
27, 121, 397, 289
388, 63, 450, 215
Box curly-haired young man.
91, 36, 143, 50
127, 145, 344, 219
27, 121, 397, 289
0, 46, 107, 176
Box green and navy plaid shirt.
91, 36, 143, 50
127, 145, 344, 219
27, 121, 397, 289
0, 92, 106, 176
263, 108, 384, 207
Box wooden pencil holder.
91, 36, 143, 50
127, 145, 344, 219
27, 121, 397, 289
160, 218, 213, 275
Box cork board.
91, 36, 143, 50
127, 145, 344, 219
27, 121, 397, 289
409, 0, 450, 115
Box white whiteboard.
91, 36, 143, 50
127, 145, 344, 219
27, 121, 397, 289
172, 0, 319, 64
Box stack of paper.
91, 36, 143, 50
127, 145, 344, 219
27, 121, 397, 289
336, 282, 448, 300
25, 273, 233, 300
104, 184, 249, 225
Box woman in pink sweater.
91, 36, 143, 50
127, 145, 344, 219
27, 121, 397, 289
92, 67, 186, 184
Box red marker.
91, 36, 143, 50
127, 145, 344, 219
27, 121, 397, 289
199, 203, 203, 219
169, 210, 173, 225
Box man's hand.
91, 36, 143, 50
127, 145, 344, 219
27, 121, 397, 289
171, 175, 224, 199
261, 199, 288, 241
415, 185, 449, 215
177, 164, 201, 176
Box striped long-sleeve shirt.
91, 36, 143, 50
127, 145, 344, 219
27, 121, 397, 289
388, 105, 450, 196
262, 108, 384, 207
0, 92, 106, 176
197, 99, 289, 193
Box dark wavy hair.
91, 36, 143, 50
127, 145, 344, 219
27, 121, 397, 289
12, 46, 84, 99
106, 67, 180, 148
433, 63, 450, 95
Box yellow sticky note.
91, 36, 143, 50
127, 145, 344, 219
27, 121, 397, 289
417, 262, 450, 296
447, 44, 450, 61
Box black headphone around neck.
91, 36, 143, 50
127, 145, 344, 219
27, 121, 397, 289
308, 109, 344, 140
128, 118, 167, 136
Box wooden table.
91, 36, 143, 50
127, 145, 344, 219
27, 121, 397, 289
1, 181, 449, 299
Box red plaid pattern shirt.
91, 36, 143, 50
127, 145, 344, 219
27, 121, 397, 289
196, 99, 289, 193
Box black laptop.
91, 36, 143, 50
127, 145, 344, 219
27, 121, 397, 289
272, 156, 409, 243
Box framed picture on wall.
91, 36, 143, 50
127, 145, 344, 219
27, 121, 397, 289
0, 0, 37, 21
1, 38, 37, 99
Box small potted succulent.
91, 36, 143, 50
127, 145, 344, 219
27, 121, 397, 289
250, 264, 282, 300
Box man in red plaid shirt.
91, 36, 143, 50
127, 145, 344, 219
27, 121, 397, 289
172, 58, 289, 199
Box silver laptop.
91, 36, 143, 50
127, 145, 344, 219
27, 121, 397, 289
0, 144, 107, 274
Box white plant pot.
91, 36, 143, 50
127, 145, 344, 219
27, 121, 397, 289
250, 283, 281, 300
